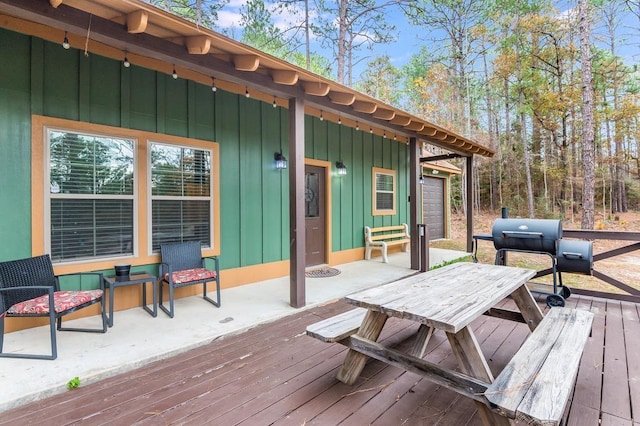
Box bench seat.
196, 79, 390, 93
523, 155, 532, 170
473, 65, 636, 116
365, 224, 410, 263
485, 307, 594, 425
306, 308, 367, 343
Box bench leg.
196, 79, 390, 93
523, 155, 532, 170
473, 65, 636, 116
447, 327, 511, 426
337, 310, 387, 385
510, 285, 544, 332
365, 245, 372, 260
381, 243, 389, 263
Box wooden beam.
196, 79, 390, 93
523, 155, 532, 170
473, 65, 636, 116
271, 70, 298, 85
301, 81, 330, 96
49, 0, 63, 7
233, 54, 260, 71
405, 121, 425, 132
420, 153, 464, 162
352, 100, 377, 114
289, 97, 306, 308
372, 108, 395, 120
185, 35, 211, 54
410, 137, 420, 271
390, 115, 411, 126
466, 156, 474, 252
329, 91, 355, 105
421, 127, 438, 136
126, 10, 148, 34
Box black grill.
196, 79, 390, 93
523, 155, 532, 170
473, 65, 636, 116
492, 218, 562, 255
473, 218, 593, 307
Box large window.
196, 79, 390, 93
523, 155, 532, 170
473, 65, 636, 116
150, 143, 212, 251
34, 116, 220, 268
372, 167, 397, 216
47, 130, 135, 262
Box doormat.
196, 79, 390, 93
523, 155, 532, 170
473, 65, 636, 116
305, 267, 341, 278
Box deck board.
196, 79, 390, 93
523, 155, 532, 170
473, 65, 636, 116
1, 294, 639, 425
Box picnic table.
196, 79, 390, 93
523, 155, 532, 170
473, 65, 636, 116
307, 262, 594, 425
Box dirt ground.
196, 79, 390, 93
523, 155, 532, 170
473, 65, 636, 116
429, 211, 640, 295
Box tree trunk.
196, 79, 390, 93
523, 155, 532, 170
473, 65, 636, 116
580, 0, 595, 229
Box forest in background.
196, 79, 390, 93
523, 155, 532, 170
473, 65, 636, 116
145, 0, 640, 224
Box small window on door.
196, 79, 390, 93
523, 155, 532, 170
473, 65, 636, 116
372, 167, 396, 216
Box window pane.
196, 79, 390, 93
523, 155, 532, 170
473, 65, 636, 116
152, 200, 210, 251
376, 173, 394, 191
376, 193, 394, 210
151, 143, 210, 197
305, 172, 320, 218
50, 199, 134, 261
49, 131, 134, 196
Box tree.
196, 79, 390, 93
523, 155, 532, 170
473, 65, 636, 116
355, 55, 402, 105
313, 0, 406, 86
580, 0, 596, 229
405, 0, 489, 136
144, 0, 228, 28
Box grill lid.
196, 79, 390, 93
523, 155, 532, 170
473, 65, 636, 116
492, 218, 562, 255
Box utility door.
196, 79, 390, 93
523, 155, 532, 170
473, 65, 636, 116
305, 165, 326, 266
422, 176, 445, 240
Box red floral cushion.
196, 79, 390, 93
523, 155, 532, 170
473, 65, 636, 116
7, 290, 103, 315
164, 268, 217, 284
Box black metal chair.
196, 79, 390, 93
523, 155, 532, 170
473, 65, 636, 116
0, 254, 107, 360
159, 241, 220, 318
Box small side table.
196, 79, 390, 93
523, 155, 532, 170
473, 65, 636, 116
103, 273, 157, 327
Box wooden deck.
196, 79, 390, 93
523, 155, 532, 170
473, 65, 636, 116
1, 293, 639, 425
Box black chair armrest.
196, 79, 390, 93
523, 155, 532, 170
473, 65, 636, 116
202, 256, 219, 271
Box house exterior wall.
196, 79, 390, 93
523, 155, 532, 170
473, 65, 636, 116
0, 28, 410, 281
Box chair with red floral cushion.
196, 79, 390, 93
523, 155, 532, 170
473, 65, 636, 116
0, 254, 107, 360
159, 241, 220, 318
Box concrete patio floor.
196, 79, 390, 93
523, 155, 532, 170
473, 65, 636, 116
0, 249, 468, 413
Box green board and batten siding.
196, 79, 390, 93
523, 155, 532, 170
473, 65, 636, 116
0, 28, 410, 271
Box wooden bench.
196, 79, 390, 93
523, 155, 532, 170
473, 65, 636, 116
485, 307, 594, 425
306, 308, 367, 343
364, 224, 410, 263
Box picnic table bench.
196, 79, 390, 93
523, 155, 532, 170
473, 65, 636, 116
306, 263, 594, 426
364, 224, 410, 263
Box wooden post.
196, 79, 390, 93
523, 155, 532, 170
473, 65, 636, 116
410, 137, 420, 270
466, 155, 474, 253
289, 97, 305, 308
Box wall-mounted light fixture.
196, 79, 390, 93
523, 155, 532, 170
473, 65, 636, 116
432, 169, 439, 175
336, 161, 347, 176
274, 151, 287, 170
419, 175, 425, 185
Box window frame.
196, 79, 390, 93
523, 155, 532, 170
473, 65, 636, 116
44, 126, 138, 264
372, 167, 397, 216
32, 115, 220, 273
148, 140, 214, 252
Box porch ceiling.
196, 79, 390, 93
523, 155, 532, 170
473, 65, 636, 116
0, 0, 494, 158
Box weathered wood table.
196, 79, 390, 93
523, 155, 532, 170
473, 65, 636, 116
337, 262, 542, 426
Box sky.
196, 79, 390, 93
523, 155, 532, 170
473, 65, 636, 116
211, 0, 640, 80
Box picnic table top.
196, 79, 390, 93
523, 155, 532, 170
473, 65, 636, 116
344, 262, 537, 333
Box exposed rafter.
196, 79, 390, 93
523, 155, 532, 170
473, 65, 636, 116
126, 10, 148, 33
405, 121, 425, 132
271, 70, 298, 85
233, 55, 259, 71
372, 108, 395, 120
352, 101, 377, 114
390, 115, 411, 126
185, 35, 210, 54
302, 81, 330, 96
329, 91, 355, 105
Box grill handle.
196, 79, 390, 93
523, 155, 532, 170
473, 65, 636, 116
501, 231, 544, 239
561, 251, 584, 260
